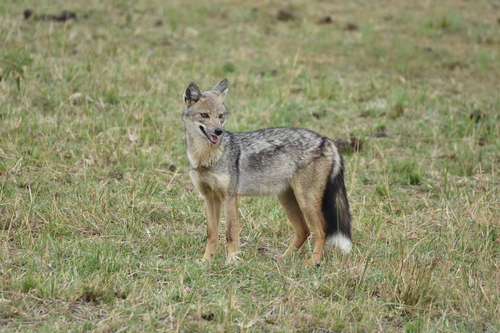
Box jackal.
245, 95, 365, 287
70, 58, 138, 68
182, 78, 352, 265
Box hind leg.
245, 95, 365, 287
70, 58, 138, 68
298, 203, 327, 265
278, 188, 310, 257
291, 167, 331, 265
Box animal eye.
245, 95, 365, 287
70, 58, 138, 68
200, 113, 209, 118
218, 114, 224, 119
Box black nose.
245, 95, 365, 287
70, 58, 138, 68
214, 128, 223, 136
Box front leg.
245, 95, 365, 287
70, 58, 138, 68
224, 194, 240, 263
203, 194, 221, 261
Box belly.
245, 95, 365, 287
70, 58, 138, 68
237, 174, 290, 197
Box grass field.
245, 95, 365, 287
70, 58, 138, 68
1, 0, 499, 331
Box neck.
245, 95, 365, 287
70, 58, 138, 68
185, 131, 224, 169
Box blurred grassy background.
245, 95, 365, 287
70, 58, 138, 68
1, 0, 499, 331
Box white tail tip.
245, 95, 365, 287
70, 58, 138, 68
328, 233, 352, 254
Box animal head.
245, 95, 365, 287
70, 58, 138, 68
182, 78, 229, 145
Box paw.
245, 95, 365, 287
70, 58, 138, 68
225, 252, 241, 265
283, 246, 300, 258
202, 251, 216, 261
311, 253, 323, 266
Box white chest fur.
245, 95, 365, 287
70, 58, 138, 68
189, 169, 231, 195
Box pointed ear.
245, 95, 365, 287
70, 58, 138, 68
212, 78, 229, 101
183, 82, 202, 107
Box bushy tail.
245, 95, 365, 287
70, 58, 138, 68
322, 157, 352, 253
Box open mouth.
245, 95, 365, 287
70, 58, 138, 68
199, 126, 220, 144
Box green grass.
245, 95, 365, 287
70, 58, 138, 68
1, 0, 500, 331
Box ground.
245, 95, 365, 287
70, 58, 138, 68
0, 0, 499, 331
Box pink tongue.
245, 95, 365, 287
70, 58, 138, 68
208, 133, 219, 143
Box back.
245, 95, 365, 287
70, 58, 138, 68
229, 127, 337, 196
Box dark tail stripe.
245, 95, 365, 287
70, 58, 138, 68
322, 158, 352, 240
